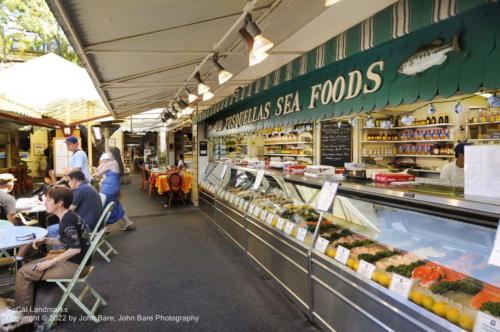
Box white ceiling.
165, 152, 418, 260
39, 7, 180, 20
47, 0, 396, 124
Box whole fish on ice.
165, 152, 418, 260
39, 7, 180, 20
398, 34, 460, 76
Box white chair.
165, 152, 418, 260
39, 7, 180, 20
92, 202, 118, 263
99, 193, 106, 207
46, 229, 108, 329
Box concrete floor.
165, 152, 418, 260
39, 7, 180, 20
45, 177, 317, 331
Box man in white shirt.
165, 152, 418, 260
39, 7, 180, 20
440, 142, 469, 182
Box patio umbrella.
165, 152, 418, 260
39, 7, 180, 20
0, 53, 104, 120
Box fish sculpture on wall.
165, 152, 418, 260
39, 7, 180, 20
398, 33, 460, 76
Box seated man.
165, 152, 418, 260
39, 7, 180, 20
0, 173, 30, 266
15, 185, 91, 312
47, 171, 103, 241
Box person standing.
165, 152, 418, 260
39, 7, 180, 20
94, 153, 136, 231
15, 185, 91, 313
440, 142, 470, 183
65, 136, 91, 183
177, 153, 185, 171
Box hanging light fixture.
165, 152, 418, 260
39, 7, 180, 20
194, 72, 210, 95
244, 14, 274, 54
203, 91, 215, 101
325, 0, 342, 7
185, 87, 197, 103
212, 54, 233, 85
239, 20, 271, 67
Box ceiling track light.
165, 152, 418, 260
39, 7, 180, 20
177, 98, 189, 110
325, 0, 342, 7
212, 53, 233, 85
194, 72, 210, 95
203, 91, 215, 101
185, 87, 197, 103
244, 14, 273, 55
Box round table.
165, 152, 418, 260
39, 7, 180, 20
0, 226, 48, 250
16, 197, 47, 213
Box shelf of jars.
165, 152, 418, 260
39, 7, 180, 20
362, 140, 454, 144
265, 153, 314, 157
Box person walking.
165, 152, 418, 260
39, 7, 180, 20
94, 153, 136, 231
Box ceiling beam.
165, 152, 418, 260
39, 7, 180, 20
85, 49, 303, 55
84, 5, 271, 49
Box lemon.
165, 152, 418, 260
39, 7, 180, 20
291, 228, 298, 237
372, 271, 380, 283
459, 314, 474, 331
446, 308, 460, 324
409, 290, 423, 305
432, 302, 448, 317
326, 247, 337, 258
378, 274, 391, 287
353, 261, 359, 271
271, 218, 277, 227
422, 296, 435, 311
347, 258, 355, 269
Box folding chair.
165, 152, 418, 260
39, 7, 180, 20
46, 229, 108, 329
92, 202, 118, 263
17, 212, 38, 226
99, 193, 106, 207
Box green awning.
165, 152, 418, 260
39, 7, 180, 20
199, 2, 500, 137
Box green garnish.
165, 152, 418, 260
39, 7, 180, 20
335, 239, 373, 250
480, 302, 500, 317
430, 279, 483, 295
386, 260, 426, 278
358, 251, 398, 263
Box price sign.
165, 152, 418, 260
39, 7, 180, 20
260, 210, 268, 221
296, 228, 307, 242
216, 188, 223, 197
230, 195, 237, 204
224, 192, 230, 200
474, 311, 500, 332
252, 170, 265, 190
334, 245, 351, 265
389, 273, 413, 299
243, 201, 249, 210
316, 182, 339, 212
266, 213, 274, 225
221, 164, 228, 178
488, 222, 500, 268
314, 237, 330, 253
284, 222, 294, 235
276, 218, 286, 230
357, 260, 376, 279
248, 204, 256, 215
254, 207, 261, 217
238, 198, 244, 208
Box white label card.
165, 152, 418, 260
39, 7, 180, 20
474, 311, 500, 332
314, 237, 330, 253
221, 164, 228, 178
276, 218, 286, 230
248, 204, 256, 215
252, 170, 265, 190
296, 228, 307, 242
334, 245, 351, 265
260, 210, 268, 221
488, 222, 500, 268
284, 222, 294, 235
243, 202, 249, 210
389, 273, 413, 299
357, 260, 376, 279
254, 207, 261, 217
238, 199, 244, 208
316, 182, 340, 212
266, 214, 274, 225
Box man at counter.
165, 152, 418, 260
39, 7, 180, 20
440, 142, 469, 182
64, 135, 91, 183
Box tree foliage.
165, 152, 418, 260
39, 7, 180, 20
0, 0, 78, 63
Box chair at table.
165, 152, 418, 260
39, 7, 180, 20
165, 172, 185, 207
46, 229, 108, 329
140, 166, 150, 192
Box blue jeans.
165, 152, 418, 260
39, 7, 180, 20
47, 224, 63, 250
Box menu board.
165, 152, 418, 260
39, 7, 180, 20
320, 121, 352, 167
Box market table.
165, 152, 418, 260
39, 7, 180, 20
16, 197, 47, 228
0, 225, 48, 250
156, 171, 192, 195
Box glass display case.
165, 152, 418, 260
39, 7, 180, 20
198, 163, 500, 332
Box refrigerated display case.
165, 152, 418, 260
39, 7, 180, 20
198, 162, 500, 332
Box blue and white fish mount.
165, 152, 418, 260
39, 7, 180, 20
398, 34, 461, 76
